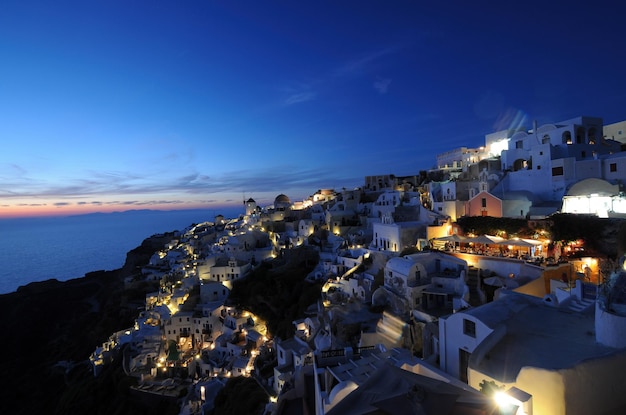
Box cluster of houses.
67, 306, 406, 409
90, 115, 626, 415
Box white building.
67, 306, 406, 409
372, 251, 469, 316
561, 177, 626, 218
370, 213, 422, 253
199, 281, 229, 303
603, 119, 626, 145
207, 257, 251, 288
439, 291, 626, 415
298, 219, 316, 238
496, 116, 622, 203
164, 310, 194, 343
273, 336, 313, 395
370, 190, 401, 219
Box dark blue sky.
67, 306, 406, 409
1, 1, 624, 216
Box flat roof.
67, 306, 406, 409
470, 293, 617, 382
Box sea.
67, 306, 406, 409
0, 207, 242, 295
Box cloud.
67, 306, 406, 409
9, 163, 27, 175
373, 77, 392, 94
333, 46, 398, 78
0, 162, 367, 213
277, 45, 399, 108
284, 91, 317, 106
276, 78, 320, 107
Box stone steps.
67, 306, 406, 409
567, 298, 595, 312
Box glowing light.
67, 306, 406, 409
494, 391, 509, 407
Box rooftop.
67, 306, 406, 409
326, 363, 495, 415
469, 292, 618, 382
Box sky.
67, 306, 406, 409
1, 1, 625, 218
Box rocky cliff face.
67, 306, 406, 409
0, 232, 177, 415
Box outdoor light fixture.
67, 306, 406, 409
493, 387, 531, 415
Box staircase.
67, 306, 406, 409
566, 297, 595, 312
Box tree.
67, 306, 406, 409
478, 379, 503, 396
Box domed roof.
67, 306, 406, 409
567, 178, 618, 197
274, 194, 291, 205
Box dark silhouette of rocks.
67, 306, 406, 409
0, 232, 177, 415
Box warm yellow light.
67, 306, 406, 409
494, 391, 509, 407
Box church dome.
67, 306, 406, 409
567, 178, 618, 197
274, 194, 291, 209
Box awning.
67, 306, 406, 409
496, 238, 542, 248
466, 235, 499, 245
434, 234, 466, 243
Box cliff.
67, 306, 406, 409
0, 232, 177, 415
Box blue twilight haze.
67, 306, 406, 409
0, 207, 243, 294
1, 1, 625, 217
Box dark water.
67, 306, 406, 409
0, 207, 241, 294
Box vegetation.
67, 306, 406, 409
399, 246, 420, 256
478, 379, 504, 396
456, 216, 531, 238
211, 376, 268, 415
228, 245, 321, 339
549, 214, 625, 257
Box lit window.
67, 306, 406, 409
611, 163, 617, 172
